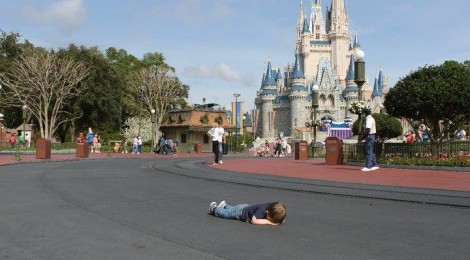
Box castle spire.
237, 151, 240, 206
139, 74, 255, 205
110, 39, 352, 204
377, 67, 383, 94
302, 17, 310, 33
263, 60, 277, 86
292, 53, 305, 79
310, 0, 326, 40
353, 31, 360, 48
329, 0, 349, 33
372, 73, 380, 97
346, 54, 355, 81
297, 0, 306, 39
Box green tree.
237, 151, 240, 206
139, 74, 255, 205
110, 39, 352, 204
105, 47, 142, 125
352, 113, 402, 142
57, 44, 125, 141
383, 61, 470, 142
0, 30, 35, 128
142, 52, 171, 69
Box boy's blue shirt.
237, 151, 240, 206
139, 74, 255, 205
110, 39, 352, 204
240, 203, 268, 222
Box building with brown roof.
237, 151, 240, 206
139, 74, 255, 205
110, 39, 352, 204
160, 104, 238, 153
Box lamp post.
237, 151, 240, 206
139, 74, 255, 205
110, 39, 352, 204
22, 105, 27, 146
138, 86, 144, 136
354, 47, 366, 143
233, 93, 240, 152
354, 47, 366, 102
242, 115, 246, 151
311, 84, 319, 158
151, 108, 156, 149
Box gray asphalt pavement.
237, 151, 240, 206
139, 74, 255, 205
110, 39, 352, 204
1, 158, 469, 259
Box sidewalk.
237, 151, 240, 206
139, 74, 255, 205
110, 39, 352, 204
212, 157, 470, 192
1, 152, 470, 192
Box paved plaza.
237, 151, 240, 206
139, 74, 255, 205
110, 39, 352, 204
1, 152, 469, 259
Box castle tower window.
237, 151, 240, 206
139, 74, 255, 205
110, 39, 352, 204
316, 33, 320, 39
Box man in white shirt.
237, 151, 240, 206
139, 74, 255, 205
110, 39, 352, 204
208, 121, 225, 165
361, 109, 379, 172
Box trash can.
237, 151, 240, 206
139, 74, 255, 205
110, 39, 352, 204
76, 143, 89, 158
36, 138, 51, 159
194, 143, 202, 154
295, 141, 308, 160
325, 137, 343, 165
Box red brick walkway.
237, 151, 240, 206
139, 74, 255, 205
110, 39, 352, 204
1, 153, 470, 192
210, 157, 470, 192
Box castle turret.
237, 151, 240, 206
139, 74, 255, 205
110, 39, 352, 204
276, 68, 283, 93
257, 60, 278, 138
289, 53, 308, 135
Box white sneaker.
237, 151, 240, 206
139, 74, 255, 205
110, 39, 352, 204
219, 160, 223, 165
209, 202, 217, 214
217, 200, 227, 209
371, 166, 380, 171
361, 167, 372, 172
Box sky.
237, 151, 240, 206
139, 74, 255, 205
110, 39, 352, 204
1, 0, 470, 112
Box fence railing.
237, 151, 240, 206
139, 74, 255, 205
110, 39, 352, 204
343, 141, 470, 162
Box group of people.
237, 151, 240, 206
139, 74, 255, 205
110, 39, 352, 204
154, 136, 177, 156
255, 138, 287, 158
131, 135, 143, 154
77, 128, 101, 153
404, 123, 431, 143
404, 124, 468, 143
8, 132, 32, 148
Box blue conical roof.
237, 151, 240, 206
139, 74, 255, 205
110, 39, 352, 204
347, 54, 355, 80
263, 60, 276, 86
377, 69, 383, 94
292, 53, 305, 79
372, 76, 380, 97
353, 32, 360, 48
276, 68, 283, 80
302, 17, 310, 33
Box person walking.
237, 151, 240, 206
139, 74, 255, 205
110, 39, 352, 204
132, 135, 138, 154
361, 109, 379, 172
86, 128, 94, 152
207, 121, 224, 165
137, 136, 143, 154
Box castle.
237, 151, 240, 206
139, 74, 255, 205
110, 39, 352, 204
254, 0, 388, 139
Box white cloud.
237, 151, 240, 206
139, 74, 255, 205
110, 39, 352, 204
24, 0, 86, 33
183, 63, 256, 87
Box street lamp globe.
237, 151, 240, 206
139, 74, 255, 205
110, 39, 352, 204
312, 84, 319, 92
354, 47, 365, 60
151, 109, 156, 114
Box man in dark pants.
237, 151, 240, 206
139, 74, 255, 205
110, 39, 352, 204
361, 109, 379, 172
207, 121, 224, 165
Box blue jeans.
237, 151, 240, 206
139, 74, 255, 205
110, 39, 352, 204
365, 135, 377, 168
214, 204, 249, 220
218, 142, 223, 160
